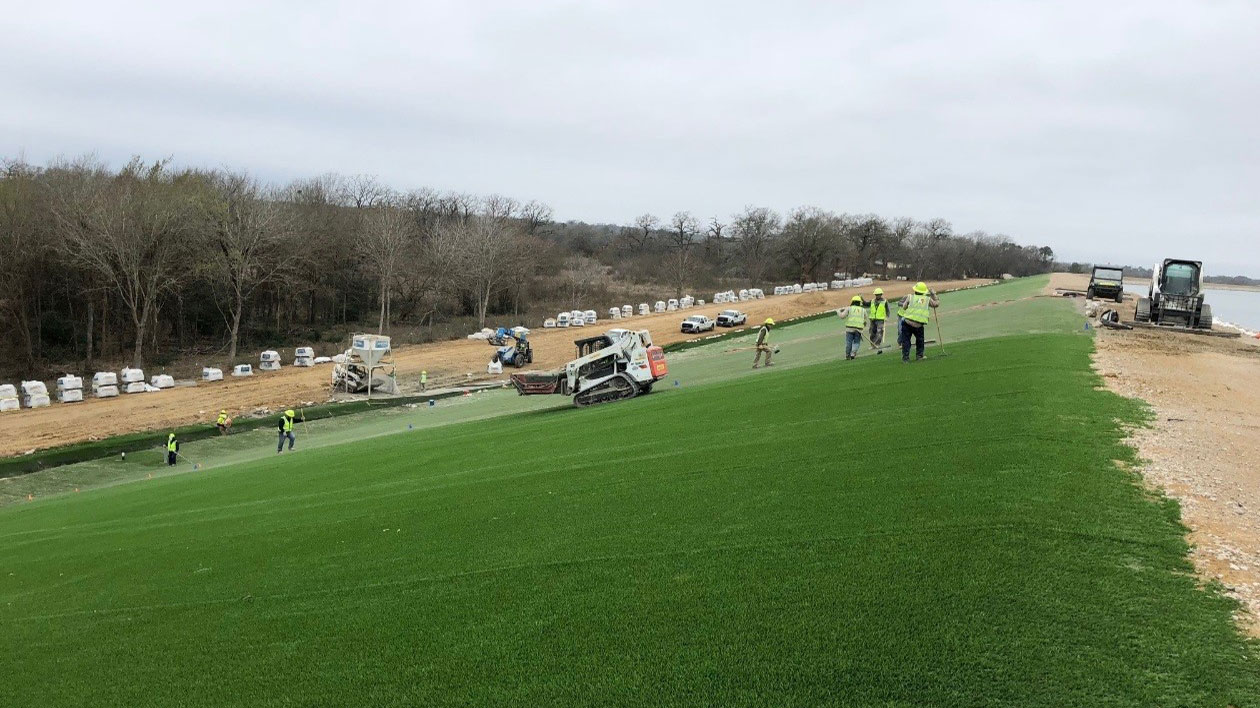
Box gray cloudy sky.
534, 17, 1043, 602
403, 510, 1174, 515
4, 1, 1258, 274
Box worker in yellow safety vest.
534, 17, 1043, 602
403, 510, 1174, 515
752, 318, 775, 369
277, 409, 296, 453
839, 295, 868, 360
898, 282, 939, 362
166, 432, 179, 466
868, 288, 888, 348
215, 409, 232, 436
420, 370, 428, 392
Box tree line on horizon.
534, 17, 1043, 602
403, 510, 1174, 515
0, 156, 1055, 379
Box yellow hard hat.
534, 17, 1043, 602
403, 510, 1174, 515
285, 409, 295, 417
220, 409, 226, 414
914, 282, 929, 294
873, 288, 883, 296
764, 317, 775, 325
851, 295, 863, 304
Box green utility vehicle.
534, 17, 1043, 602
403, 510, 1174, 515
1087, 266, 1125, 302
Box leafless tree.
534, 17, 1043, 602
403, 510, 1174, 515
731, 206, 781, 284
338, 174, 389, 209
621, 213, 659, 252
432, 209, 526, 328
520, 200, 554, 236
665, 211, 700, 297
51, 157, 198, 368
779, 206, 839, 282
360, 198, 417, 334
201, 172, 295, 358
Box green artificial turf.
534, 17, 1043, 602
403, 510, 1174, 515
3, 324, 1258, 706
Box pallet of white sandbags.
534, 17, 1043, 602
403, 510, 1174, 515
150, 374, 175, 389
259, 350, 281, 371
232, 364, 254, 377
21, 380, 51, 408
0, 383, 18, 412
293, 347, 315, 367
201, 367, 224, 382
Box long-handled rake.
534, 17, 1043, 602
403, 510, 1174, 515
932, 308, 950, 357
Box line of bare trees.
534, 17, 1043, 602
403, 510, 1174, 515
0, 156, 1053, 380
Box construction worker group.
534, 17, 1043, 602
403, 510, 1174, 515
836, 282, 939, 362
755, 281, 940, 368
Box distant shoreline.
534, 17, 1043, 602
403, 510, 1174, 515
1124, 277, 1260, 293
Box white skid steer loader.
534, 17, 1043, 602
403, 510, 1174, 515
510, 329, 668, 407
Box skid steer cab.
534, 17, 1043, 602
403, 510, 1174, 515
510, 328, 667, 407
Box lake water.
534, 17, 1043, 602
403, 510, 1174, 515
1124, 283, 1260, 333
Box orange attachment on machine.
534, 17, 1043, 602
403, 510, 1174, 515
647, 345, 668, 378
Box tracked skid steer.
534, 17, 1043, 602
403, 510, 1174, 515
510, 329, 668, 407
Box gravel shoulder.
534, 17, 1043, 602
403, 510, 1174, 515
1051, 272, 1260, 635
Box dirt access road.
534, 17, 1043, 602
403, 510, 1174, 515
0, 279, 981, 457
1051, 273, 1260, 634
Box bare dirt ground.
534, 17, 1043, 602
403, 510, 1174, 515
1050, 272, 1260, 635
0, 279, 982, 456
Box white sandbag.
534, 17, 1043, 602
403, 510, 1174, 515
150, 374, 175, 389
94, 385, 119, 398
57, 388, 84, 403
122, 381, 146, 394
583, 310, 597, 324
621, 305, 633, 318
487, 360, 503, 375
92, 372, 118, 389
312, 356, 332, 364
638, 303, 649, 316
0, 383, 16, 398
23, 393, 50, 409
543, 318, 557, 328
259, 350, 281, 371
120, 368, 144, 384
21, 380, 48, 397
57, 375, 83, 392
0, 397, 19, 412
232, 364, 254, 377
201, 367, 224, 382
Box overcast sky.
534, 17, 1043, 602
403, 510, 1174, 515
3, 1, 1258, 275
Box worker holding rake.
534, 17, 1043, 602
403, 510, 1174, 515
277, 409, 297, 453
752, 318, 775, 368
898, 282, 939, 362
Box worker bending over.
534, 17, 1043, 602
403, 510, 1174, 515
840, 295, 868, 360
753, 318, 775, 368
166, 433, 179, 466
215, 409, 232, 435
277, 409, 297, 453
899, 282, 939, 362
868, 288, 888, 348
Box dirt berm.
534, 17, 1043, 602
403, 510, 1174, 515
0, 279, 980, 457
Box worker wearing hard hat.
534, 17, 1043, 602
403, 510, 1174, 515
839, 295, 868, 360
898, 282, 939, 362
166, 432, 179, 466
868, 288, 888, 348
753, 318, 775, 369
215, 409, 232, 436
277, 409, 297, 453
420, 370, 428, 392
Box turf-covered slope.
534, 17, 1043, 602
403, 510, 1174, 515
3, 333, 1257, 706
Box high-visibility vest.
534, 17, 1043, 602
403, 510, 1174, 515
282, 416, 294, 433
844, 306, 866, 329
902, 293, 931, 324
869, 300, 887, 321
216, 413, 228, 425
167, 437, 177, 452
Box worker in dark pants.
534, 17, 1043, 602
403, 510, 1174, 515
166, 433, 179, 466
899, 282, 939, 362
868, 288, 888, 348
277, 409, 296, 453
